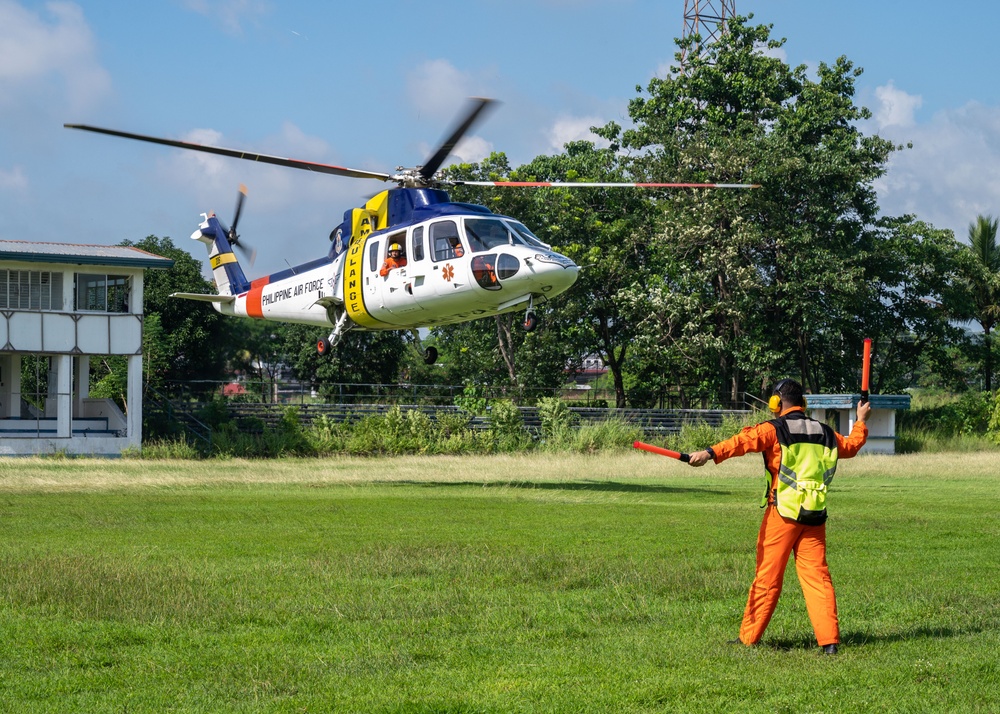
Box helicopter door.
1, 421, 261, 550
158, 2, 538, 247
430, 220, 468, 305
363, 237, 381, 313
379, 230, 426, 319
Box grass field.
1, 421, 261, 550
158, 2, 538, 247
0, 452, 997, 713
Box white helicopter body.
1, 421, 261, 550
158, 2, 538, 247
177, 186, 578, 356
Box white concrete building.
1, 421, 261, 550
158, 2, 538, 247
0, 241, 172, 456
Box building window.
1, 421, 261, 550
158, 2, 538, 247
0, 270, 64, 310
75, 273, 130, 312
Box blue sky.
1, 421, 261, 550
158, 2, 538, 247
3, 0, 1000, 274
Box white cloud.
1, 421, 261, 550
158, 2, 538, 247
160, 123, 334, 202
874, 81, 923, 129
547, 116, 610, 153
876, 101, 1000, 239
406, 59, 477, 120
756, 42, 788, 63
0, 0, 111, 111
451, 135, 493, 164
0, 165, 27, 191
180, 0, 269, 35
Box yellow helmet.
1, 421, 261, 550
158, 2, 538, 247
389, 243, 402, 253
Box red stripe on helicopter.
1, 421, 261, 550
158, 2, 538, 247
474, 181, 760, 188
246, 276, 270, 318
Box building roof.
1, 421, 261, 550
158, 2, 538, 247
806, 394, 911, 410
0, 240, 174, 269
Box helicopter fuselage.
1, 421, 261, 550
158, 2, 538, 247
194, 188, 579, 337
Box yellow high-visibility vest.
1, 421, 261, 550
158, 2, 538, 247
763, 412, 838, 525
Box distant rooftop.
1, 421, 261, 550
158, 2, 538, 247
0, 240, 174, 269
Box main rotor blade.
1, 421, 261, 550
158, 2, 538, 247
64, 124, 393, 182
452, 180, 761, 188
419, 97, 496, 181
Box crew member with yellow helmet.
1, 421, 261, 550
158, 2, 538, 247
687, 378, 871, 654
379, 243, 407, 277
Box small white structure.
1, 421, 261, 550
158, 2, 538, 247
806, 394, 911, 455
0, 241, 172, 456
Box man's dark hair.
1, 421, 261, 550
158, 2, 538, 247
772, 378, 806, 407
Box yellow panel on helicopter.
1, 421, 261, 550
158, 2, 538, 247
343, 208, 386, 329
210, 252, 238, 270
364, 190, 390, 231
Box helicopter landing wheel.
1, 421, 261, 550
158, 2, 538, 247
423, 346, 438, 365
522, 311, 538, 332
317, 337, 332, 356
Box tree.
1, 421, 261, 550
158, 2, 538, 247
961, 215, 1000, 391
857, 218, 971, 394
608, 16, 902, 400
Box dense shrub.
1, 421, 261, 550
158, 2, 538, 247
488, 399, 532, 451
898, 391, 992, 436
537, 397, 575, 444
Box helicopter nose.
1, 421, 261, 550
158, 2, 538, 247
527, 253, 579, 296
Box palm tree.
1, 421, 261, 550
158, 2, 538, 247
966, 215, 1000, 391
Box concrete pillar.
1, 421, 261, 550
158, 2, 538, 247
55, 354, 72, 438
7, 354, 20, 418
0, 355, 9, 417
127, 354, 142, 448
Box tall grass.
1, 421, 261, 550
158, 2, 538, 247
146, 395, 1000, 460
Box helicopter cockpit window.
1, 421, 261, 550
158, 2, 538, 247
465, 219, 514, 253
411, 226, 425, 262
508, 221, 550, 249
431, 221, 464, 262
368, 240, 380, 272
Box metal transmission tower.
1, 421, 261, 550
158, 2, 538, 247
681, 0, 736, 68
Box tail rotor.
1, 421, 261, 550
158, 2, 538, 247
221, 184, 256, 267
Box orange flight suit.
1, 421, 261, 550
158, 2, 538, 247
707, 406, 868, 647
379, 255, 407, 277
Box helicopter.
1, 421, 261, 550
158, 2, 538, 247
65, 99, 757, 364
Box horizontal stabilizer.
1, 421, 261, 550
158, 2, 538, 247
170, 292, 236, 304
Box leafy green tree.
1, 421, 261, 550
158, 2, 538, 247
608, 16, 903, 400
961, 214, 1000, 391
857, 218, 971, 393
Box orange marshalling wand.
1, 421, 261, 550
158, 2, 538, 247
861, 338, 872, 405
633, 441, 690, 462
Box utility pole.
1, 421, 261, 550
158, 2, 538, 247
681, 0, 736, 68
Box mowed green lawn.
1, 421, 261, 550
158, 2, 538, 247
0, 452, 997, 713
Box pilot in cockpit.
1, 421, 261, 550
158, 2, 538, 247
380, 243, 407, 277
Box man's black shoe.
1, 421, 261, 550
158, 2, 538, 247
821, 644, 838, 655
728, 638, 751, 647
